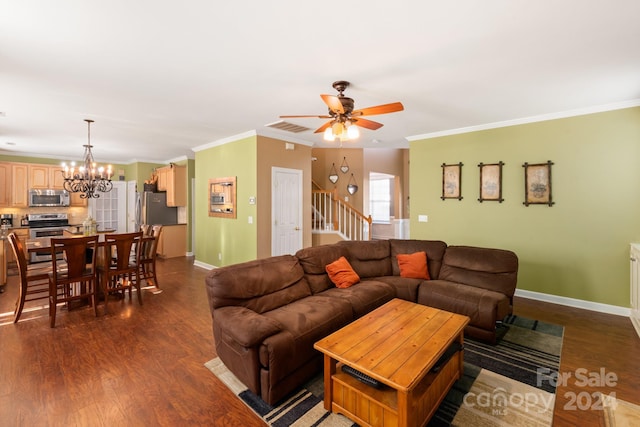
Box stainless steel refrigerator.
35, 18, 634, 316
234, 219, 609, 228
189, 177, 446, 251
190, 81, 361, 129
136, 192, 178, 228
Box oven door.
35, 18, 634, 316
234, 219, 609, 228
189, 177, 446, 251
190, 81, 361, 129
29, 227, 65, 263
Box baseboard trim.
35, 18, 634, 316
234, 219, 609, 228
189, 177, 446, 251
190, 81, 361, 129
194, 260, 216, 270
515, 289, 630, 317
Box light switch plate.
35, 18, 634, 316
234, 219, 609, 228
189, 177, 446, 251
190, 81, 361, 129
418, 215, 428, 222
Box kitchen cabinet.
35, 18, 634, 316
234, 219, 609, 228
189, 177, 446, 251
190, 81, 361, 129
156, 167, 168, 191
29, 164, 65, 189
156, 224, 187, 258
11, 164, 29, 207
156, 164, 186, 207
29, 164, 50, 188
49, 167, 65, 189
0, 163, 11, 207
70, 192, 88, 207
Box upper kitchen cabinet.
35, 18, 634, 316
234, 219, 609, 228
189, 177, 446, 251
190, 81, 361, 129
29, 164, 50, 188
28, 164, 65, 189
156, 164, 186, 207
11, 164, 29, 207
49, 167, 65, 189
0, 163, 11, 207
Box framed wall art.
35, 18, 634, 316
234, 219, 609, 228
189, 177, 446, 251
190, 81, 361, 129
478, 161, 504, 202
523, 161, 554, 206
441, 162, 463, 200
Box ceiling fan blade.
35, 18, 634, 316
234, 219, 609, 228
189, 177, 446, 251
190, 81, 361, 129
320, 94, 344, 114
352, 118, 384, 130
280, 114, 332, 119
314, 121, 333, 134
352, 102, 404, 117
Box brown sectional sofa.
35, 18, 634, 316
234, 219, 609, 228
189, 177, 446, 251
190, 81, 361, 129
205, 239, 518, 405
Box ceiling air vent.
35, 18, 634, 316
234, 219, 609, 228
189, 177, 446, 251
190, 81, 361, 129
265, 120, 311, 133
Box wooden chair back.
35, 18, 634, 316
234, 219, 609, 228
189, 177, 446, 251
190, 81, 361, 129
8, 232, 51, 323
105, 232, 142, 271
101, 231, 144, 312
49, 235, 99, 327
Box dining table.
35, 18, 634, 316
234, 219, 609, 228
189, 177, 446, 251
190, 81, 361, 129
25, 230, 123, 306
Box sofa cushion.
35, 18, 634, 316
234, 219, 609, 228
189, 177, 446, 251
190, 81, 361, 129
373, 276, 423, 302
438, 245, 518, 299
397, 251, 430, 279
417, 279, 510, 330
326, 256, 360, 288
337, 240, 392, 278
205, 255, 311, 314
296, 244, 349, 293
390, 239, 447, 279
259, 295, 353, 382
319, 279, 396, 318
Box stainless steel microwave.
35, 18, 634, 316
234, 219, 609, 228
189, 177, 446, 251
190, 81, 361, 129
28, 189, 70, 207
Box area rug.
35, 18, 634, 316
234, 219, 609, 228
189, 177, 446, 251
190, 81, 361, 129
206, 315, 563, 427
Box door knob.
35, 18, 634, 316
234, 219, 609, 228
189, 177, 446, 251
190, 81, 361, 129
294, 227, 300, 231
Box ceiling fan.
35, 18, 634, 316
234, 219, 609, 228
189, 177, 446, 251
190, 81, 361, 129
280, 80, 404, 141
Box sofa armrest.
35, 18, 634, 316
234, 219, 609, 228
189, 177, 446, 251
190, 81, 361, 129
214, 306, 282, 347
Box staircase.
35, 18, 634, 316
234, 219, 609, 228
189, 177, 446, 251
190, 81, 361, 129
312, 184, 372, 242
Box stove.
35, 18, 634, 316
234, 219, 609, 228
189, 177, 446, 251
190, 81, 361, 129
28, 213, 69, 262
28, 213, 69, 229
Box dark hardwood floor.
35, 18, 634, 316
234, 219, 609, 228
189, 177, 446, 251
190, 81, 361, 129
1, 257, 638, 426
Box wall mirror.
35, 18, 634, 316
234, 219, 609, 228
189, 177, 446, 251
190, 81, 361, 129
209, 176, 237, 218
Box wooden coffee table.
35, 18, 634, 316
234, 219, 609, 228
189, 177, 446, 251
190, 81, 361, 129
314, 298, 470, 427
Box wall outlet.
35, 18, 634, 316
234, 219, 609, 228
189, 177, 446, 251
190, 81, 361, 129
418, 215, 428, 222
248, 216, 253, 224
218, 253, 222, 261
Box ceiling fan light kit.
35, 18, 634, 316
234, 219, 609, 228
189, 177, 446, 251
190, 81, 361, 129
281, 80, 403, 143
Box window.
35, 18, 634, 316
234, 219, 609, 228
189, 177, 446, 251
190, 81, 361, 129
370, 174, 393, 222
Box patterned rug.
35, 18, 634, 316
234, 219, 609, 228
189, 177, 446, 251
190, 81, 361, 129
206, 315, 563, 427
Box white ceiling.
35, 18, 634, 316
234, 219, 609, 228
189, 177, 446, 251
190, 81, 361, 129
1, 0, 639, 165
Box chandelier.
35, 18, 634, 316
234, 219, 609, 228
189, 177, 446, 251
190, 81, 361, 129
61, 119, 113, 199
323, 118, 360, 142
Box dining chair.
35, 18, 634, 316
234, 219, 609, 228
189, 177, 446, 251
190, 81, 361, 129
100, 231, 143, 313
140, 224, 151, 236
138, 225, 162, 289
48, 235, 99, 328
8, 232, 54, 323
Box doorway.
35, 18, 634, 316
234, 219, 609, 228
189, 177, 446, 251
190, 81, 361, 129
271, 167, 303, 256
89, 181, 127, 233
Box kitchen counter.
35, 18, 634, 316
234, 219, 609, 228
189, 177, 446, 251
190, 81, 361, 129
64, 226, 116, 236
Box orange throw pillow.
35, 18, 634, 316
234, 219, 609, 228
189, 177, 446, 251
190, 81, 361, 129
397, 252, 430, 280
325, 256, 360, 289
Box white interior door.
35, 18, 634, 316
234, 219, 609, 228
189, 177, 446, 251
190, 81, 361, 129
89, 181, 127, 233
272, 167, 303, 256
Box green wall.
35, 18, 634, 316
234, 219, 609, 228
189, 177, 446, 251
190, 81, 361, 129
195, 136, 257, 266
410, 107, 640, 308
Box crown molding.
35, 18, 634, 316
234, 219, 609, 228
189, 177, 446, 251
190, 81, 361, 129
407, 99, 640, 141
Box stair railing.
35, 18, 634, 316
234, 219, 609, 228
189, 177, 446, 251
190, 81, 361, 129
312, 188, 372, 240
